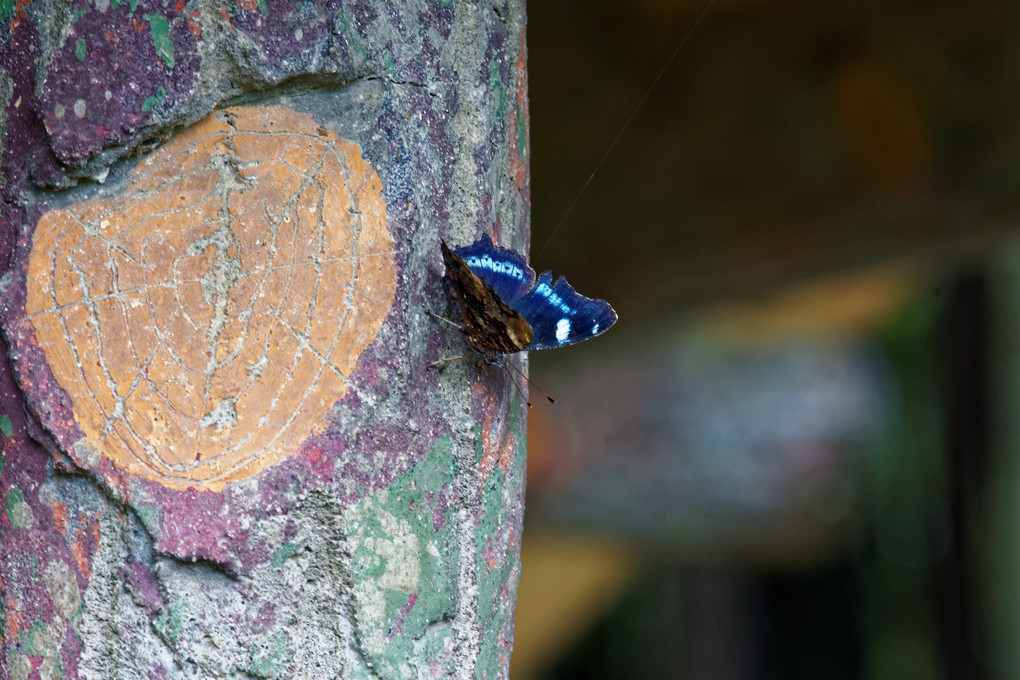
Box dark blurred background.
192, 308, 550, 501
512, 1, 1020, 678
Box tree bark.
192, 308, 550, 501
0, 1, 530, 678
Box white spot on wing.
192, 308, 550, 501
556, 318, 571, 344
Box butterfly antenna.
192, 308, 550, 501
501, 362, 533, 408
502, 358, 555, 406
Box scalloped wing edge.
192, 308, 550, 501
510, 271, 618, 350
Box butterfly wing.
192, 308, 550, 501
441, 241, 534, 353
453, 233, 536, 306
511, 271, 618, 350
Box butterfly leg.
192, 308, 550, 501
425, 308, 468, 369
424, 308, 463, 330
428, 353, 466, 370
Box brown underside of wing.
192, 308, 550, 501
441, 240, 533, 353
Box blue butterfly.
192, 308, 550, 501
439, 234, 617, 358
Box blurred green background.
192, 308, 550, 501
512, 1, 1020, 678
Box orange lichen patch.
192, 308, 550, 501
5, 594, 22, 639
72, 527, 91, 581
475, 389, 519, 487
25, 105, 396, 491
52, 502, 69, 536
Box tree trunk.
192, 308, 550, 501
0, 1, 530, 678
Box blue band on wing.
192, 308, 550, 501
454, 233, 536, 306
447, 233, 618, 352
511, 272, 618, 350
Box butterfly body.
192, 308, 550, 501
439, 234, 617, 359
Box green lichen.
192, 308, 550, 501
270, 541, 298, 568
142, 13, 174, 69
6, 486, 30, 527
488, 60, 507, 119
153, 601, 188, 646
476, 595, 513, 680
0, 0, 14, 23
334, 10, 367, 64
0, 414, 12, 438
142, 87, 165, 111
134, 503, 158, 527
75, 37, 86, 61
247, 633, 292, 679
344, 436, 459, 675
473, 399, 526, 678
508, 393, 522, 433
475, 468, 512, 620
20, 620, 52, 657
